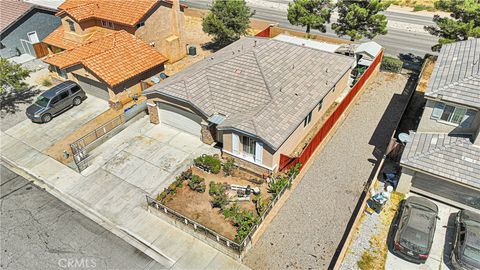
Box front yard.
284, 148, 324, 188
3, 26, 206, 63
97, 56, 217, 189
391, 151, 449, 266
155, 154, 298, 243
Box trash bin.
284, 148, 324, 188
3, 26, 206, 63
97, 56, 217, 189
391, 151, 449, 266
188, 45, 197, 56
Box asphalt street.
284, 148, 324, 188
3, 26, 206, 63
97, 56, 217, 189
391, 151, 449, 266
181, 0, 439, 58
0, 164, 165, 270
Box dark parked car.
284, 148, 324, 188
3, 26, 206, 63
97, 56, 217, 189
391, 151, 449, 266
26, 81, 86, 123
392, 196, 439, 263
451, 210, 480, 270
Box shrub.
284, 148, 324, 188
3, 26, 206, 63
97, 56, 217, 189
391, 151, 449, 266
194, 155, 221, 174
253, 194, 269, 216
286, 162, 302, 178
381, 56, 403, 73
222, 158, 236, 176
209, 181, 228, 208
188, 174, 206, 193
232, 210, 257, 243
180, 168, 192, 180
268, 175, 290, 198
41, 78, 52, 87
223, 203, 240, 219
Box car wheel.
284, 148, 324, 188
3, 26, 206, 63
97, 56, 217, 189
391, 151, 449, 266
73, 97, 82, 106
42, 113, 52, 123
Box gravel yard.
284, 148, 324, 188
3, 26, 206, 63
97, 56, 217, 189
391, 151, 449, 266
243, 71, 412, 269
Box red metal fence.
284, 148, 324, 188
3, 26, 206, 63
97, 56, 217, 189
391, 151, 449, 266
279, 50, 384, 172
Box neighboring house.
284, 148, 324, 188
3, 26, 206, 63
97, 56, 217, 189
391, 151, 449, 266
0, 0, 60, 59
43, 30, 167, 104
398, 38, 480, 210
144, 37, 355, 174
42, 0, 187, 62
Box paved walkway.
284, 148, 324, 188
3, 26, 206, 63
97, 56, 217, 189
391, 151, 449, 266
1, 117, 247, 269
243, 72, 411, 269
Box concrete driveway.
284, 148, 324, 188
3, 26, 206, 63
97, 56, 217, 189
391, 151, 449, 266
385, 196, 459, 270
3, 95, 108, 152
81, 116, 219, 196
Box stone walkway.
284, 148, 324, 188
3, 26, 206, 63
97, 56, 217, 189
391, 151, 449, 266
243, 72, 411, 269
1, 117, 248, 269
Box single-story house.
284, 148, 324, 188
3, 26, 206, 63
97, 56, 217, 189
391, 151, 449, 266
144, 37, 355, 174
0, 0, 60, 59
43, 30, 168, 105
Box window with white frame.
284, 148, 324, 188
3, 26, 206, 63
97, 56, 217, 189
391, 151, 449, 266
431, 101, 476, 127
241, 136, 256, 156
304, 111, 312, 127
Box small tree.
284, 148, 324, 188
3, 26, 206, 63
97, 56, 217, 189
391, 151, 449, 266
287, 0, 332, 34
332, 0, 389, 41
425, 0, 480, 51
0, 58, 30, 94
202, 0, 254, 45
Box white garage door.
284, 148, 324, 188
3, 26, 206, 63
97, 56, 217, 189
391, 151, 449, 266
157, 102, 202, 136
75, 74, 110, 101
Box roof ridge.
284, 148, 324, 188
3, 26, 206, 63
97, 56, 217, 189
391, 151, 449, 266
252, 50, 274, 101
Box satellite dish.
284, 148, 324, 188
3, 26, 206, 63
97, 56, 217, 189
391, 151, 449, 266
398, 133, 410, 144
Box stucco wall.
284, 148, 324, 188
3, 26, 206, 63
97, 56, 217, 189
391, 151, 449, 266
0, 9, 60, 58
60, 16, 98, 43
417, 99, 480, 136
222, 130, 275, 170
134, 2, 186, 62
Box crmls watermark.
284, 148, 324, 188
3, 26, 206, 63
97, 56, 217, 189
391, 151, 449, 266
58, 258, 97, 269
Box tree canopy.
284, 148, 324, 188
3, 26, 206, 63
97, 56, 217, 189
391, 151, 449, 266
425, 0, 480, 51
202, 0, 254, 45
287, 0, 332, 34
0, 58, 30, 94
332, 0, 389, 41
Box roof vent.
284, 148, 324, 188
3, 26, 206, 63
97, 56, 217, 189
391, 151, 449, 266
325, 68, 329, 73
292, 64, 295, 69
254, 40, 257, 47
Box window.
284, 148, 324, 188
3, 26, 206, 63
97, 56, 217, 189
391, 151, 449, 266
27, 31, 39, 43
304, 111, 312, 127
70, 86, 80, 94
318, 99, 324, 111
51, 96, 60, 105
136, 21, 145, 28
67, 19, 75, 32
101, 20, 114, 29
431, 101, 476, 126
59, 91, 69, 100
241, 136, 256, 156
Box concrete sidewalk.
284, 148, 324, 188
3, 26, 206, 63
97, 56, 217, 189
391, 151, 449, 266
0, 129, 248, 270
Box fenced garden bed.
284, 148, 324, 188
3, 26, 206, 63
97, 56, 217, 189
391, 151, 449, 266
146, 154, 300, 255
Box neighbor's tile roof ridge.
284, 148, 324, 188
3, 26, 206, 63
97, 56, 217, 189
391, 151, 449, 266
57, 0, 159, 26
425, 38, 480, 109
43, 30, 168, 87
401, 132, 480, 189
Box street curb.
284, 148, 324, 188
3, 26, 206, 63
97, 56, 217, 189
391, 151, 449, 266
1, 156, 175, 268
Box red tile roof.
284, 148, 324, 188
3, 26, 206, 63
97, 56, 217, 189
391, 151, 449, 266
43, 26, 114, 50
44, 30, 168, 87
57, 0, 158, 26
0, 0, 34, 33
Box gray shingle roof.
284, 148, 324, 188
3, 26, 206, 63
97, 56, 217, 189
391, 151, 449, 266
425, 38, 480, 109
401, 132, 480, 189
144, 37, 355, 150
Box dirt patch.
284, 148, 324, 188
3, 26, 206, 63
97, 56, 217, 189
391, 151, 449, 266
44, 107, 123, 165
164, 11, 265, 76
416, 56, 436, 93
164, 166, 270, 241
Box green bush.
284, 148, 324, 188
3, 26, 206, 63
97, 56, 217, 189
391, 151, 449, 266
381, 56, 403, 73
268, 175, 291, 198
253, 194, 268, 216
194, 155, 221, 174
209, 181, 228, 208
286, 162, 302, 178
188, 174, 206, 193
413, 4, 433, 12
41, 78, 52, 87
222, 158, 236, 176
180, 168, 192, 180
222, 204, 258, 242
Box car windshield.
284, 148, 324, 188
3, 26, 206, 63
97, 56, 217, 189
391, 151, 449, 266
35, 96, 50, 107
